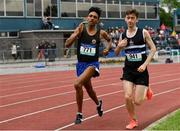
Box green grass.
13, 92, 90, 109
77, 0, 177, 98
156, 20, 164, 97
149, 109, 180, 130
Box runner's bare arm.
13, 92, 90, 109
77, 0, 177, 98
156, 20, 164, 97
114, 38, 127, 56
137, 29, 156, 72
143, 29, 156, 66
100, 30, 112, 56
65, 23, 83, 48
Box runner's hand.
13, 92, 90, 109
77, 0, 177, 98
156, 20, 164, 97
137, 64, 146, 72
117, 38, 128, 48
102, 49, 109, 56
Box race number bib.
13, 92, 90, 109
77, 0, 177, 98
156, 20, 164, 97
80, 44, 96, 56
126, 53, 142, 61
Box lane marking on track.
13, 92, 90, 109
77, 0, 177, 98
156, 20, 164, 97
1, 76, 180, 108
0, 76, 120, 97
0, 86, 180, 127
0, 69, 120, 87
55, 87, 180, 131
1, 72, 180, 98
0, 90, 123, 124
0, 75, 121, 97
0, 83, 119, 108
1, 69, 180, 92
1, 77, 180, 108
55, 105, 126, 131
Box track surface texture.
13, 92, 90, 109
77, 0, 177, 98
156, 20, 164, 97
0, 63, 180, 130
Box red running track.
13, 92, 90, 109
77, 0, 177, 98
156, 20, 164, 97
0, 63, 180, 130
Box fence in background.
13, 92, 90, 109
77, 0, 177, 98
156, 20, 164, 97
0, 48, 77, 63
0, 36, 127, 64
0, 36, 179, 64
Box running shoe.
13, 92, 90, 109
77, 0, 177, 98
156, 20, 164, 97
146, 87, 153, 100
97, 99, 103, 117
126, 119, 138, 130
74, 113, 83, 124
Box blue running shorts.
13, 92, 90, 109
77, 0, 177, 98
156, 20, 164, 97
76, 61, 100, 77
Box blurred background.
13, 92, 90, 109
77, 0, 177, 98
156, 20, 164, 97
0, 0, 179, 64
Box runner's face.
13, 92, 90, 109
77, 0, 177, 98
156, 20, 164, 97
125, 14, 138, 28
87, 12, 99, 26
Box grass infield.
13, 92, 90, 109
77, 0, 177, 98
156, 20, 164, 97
148, 109, 180, 130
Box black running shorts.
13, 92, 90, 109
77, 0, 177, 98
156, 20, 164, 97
121, 67, 149, 87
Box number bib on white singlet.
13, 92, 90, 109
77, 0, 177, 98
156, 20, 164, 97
80, 44, 96, 56
126, 53, 142, 61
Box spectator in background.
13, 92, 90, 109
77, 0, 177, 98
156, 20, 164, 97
42, 16, 54, 29
16, 44, 22, 60
11, 43, 17, 60
48, 41, 57, 62
178, 34, 180, 46
36, 41, 45, 61
42, 16, 49, 29
47, 17, 53, 29
44, 41, 50, 59
51, 41, 57, 58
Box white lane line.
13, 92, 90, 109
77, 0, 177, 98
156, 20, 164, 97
0, 83, 118, 108
0, 76, 114, 98
0, 85, 180, 126
1, 69, 120, 87
1, 77, 180, 108
0, 75, 120, 98
55, 87, 180, 131
0, 90, 123, 124
55, 105, 126, 131
2, 72, 180, 98
2, 69, 180, 92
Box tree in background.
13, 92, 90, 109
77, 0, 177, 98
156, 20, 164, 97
161, 0, 180, 13
160, 0, 180, 29
159, 8, 173, 28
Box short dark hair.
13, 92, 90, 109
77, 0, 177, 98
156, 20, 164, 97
125, 9, 139, 18
89, 7, 101, 18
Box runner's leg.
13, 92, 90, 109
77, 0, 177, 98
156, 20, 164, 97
74, 66, 96, 113
123, 80, 136, 119
84, 80, 99, 105
134, 85, 147, 105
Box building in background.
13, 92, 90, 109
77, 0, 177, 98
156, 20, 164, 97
0, 0, 160, 38
174, 8, 180, 33
0, 0, 161, 62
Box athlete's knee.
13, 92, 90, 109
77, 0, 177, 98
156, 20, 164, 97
74, 80, 82, 91
125, 94, 133, 101
134, 99, 143, 106
85, 86, 93, 92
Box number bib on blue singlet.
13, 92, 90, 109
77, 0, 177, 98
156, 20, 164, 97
80, 44, 96, 56
126, 53, 142, 61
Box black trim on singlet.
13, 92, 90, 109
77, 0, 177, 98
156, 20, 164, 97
77, 23, 101, 62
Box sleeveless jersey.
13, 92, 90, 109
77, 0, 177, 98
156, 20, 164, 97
122, 28, 147, 69
77, 24, 100, 62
